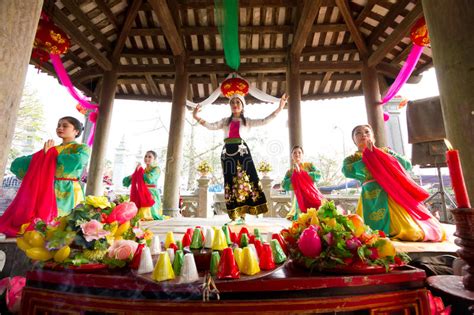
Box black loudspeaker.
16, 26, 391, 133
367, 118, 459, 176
406, 97, 447, 167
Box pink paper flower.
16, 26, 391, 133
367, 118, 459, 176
108, 240, 139, 260
80, 219, 110, 242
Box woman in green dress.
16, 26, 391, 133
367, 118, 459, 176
123, 150, 163, 220
282, 146, 325, 220
0, 117, 90, 236
10, 116, 90, 217
342, 124, 444, 241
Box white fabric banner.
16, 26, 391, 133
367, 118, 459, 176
185, 73, 280, 108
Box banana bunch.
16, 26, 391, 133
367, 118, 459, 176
17, 221, 71, 263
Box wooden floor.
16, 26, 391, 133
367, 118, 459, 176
142, 216, 459, 255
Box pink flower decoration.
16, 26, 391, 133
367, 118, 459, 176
133, 228, 144, 239
0, 276, 26, 313
106, 202, 138, 224
80, 219, 110, 242
108, 240, 139, 260
297, 226, 322, 258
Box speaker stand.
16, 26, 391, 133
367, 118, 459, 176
424, 165, 456, 223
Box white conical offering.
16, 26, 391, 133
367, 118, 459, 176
167, 248, 175, 264
137, 247, 154, 274
179, 253, 200, 283
150, 235, 161, 255
266, 233, 273, 243
204, 227, 214, 248
247, 244, 260, 263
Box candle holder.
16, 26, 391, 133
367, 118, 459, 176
451, 208, 474, 291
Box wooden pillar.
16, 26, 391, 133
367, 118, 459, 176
162, 55, 188, 217
0, 0, 43, 184
286, 54, 303, 150
361, 63, 387, 147
86, 70, 117, 195
422, 0, 474, 204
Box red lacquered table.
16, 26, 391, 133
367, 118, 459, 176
21, 264, 431, 314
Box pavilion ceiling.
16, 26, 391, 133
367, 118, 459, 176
35, 0, 432, 104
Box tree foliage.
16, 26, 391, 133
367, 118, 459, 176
8, 85, 45, 164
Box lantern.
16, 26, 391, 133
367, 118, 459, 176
32, 19, 70, 62
410, 17, 430, 47
76, 103, 88, 115
220, 77, 249, 98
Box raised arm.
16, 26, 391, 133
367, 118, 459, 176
192, 104, 225, 130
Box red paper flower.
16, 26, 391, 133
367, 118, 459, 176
32, 19, 70, 62
221, 77, 249, 98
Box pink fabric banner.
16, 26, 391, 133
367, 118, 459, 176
380, 44, 424, 105
49, 54, 98, 146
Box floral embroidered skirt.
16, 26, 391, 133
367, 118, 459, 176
221, 138, 268, 220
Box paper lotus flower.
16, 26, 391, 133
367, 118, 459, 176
297, 226, 322, 258
106, 202, 138, 224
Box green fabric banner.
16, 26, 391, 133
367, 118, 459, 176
215, 0, 240, 71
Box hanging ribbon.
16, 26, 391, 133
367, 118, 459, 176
380, 17, 429, 105
215, 0, 240, 70
380, 45, 424, 105
49, 54, 98, 146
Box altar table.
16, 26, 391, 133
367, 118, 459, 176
21, 264, 431, 314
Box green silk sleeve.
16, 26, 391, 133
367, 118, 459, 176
55, 144, 90, 178
144, 166, 160, 184
281, 169, 293, 191
342, 155, 368, 182
10, 154, 33, 179
306, 162, 321, 182
122, 175, 132, 187
387, 148, 412, 171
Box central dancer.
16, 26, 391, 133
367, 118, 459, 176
193, 93, 287, 223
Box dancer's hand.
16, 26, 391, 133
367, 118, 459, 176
43, 139, 55, 153
279, 93, 288, 110
135, 163, 142, 171
193, 104, 202, 119
293, 163, 300, 172
367, 139, 374, 151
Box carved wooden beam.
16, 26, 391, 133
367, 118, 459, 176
61, 0, 112, 52
367, 0, 411, 48
148, 0, 185, 56
355, 0, 377, 26
70, 67, 103, 83
95, 0, 119, 28
390, 43, 412, 65
145, 74, 161, 96
368, 3, 423, 67
129, 24, 347, 37
116, 73, 361, 85
111, 0, 143, 62
335, 0, 368, 58
290, 0, 322, 56
51, 8, 112, 71
121, 45, 358, 60
317, 72, 333, 94
117, 61, 362, 75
